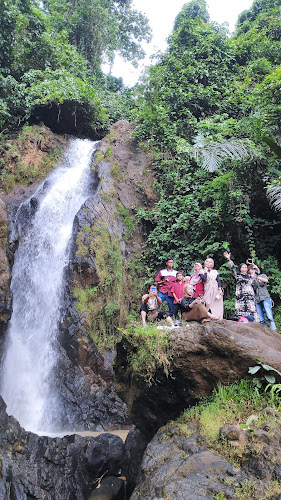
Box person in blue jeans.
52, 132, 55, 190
155, 258, 177, 316
248, 265, 276, 330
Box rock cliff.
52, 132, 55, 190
0, 395, 146, 499
55, 120, 158, 429
0, 120, 158, 431
131, 408, 281, 499
0, 198, 11, 328
1, 122, 281, 499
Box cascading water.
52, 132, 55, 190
0, 138, 98, 433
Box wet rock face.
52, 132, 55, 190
0, 396, 147, 500
0, 396, 125, 500
55, 321, 130, 430
1, 120, 155, 432
0, 199, 12, 356
115, 321, 281, 437
131, 426, 245, 500
131, 413, 281, 500
54, 120, 158, 430
0, 198, 11, 319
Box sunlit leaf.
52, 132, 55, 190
264, 374, 275, 384
248, 366, 261, 374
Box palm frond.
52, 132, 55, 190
267, 184, 281, 212
193, 140, 250, 172
268, 166, 281, 177
263, 136, 281, 159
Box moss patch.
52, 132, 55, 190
120, 323, 173, 385
111, 160, 119, 179
0, 125, 64, 194
117, 203, 135, 236
74, 221, 127, 351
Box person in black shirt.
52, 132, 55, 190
180, 285, 219, 323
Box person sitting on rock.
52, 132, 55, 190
155, 257, 177, 317
171, 271, 185, 319
141, 284, 175, 328
180, 284, 219, 323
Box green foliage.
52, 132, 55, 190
178, 379, 280, 451
132, 0, 281, 319
248, 359, 281, 388
274, 304, 281, 332
117, 203, 135, 236
22, 68, 108, 135
110, 161, 119, 179
0, 125, 63, 192
173, 0, 209, 30
120, 323, 172, 385
44, 0, 151, 71
73, 208, 148, 351
0, 0, 149, 133
74, 224, 124, 350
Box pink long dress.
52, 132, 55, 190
203, 269, 224, 319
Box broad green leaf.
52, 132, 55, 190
261, 363, 274, 371
264, 374, 276, 384
248, 366, 261, 374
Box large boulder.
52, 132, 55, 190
131, 410, 281, 500
115, 321, 281, 437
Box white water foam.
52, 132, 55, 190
0, 138, 97, 433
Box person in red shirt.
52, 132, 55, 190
171, 271, 185, 318
155, 258, 177, 316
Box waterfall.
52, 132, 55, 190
0, 138, 98, 433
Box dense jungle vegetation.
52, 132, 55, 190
0, 0, 281, 326
132, 0, 281, 325
0, 0, 151, 135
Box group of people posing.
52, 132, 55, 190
141, 254, 276, 330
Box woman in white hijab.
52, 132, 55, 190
199, 258, 224, 319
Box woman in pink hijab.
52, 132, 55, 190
190, 263, 204, 297
199, 258, 224, 319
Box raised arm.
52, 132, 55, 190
257, 275, 268, 284
223, 251, 238, 280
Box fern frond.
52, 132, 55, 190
193, 140, 250, 172
267, 183, 281, 212
268, 166, 281, 177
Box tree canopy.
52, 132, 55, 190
0, 0, 151, 135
